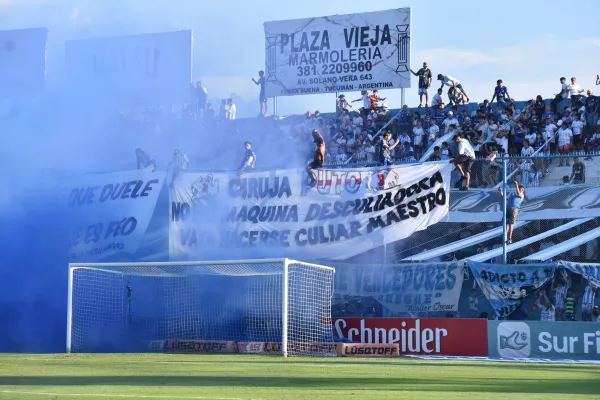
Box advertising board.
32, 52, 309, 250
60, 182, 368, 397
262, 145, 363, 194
333, 318, 488, 356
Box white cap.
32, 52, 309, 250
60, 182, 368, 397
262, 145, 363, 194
558, 119, 563, 125
383, 103, 388, 108
448, 111, 453, 115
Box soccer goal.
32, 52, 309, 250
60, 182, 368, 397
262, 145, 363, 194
66, 259, 335, 357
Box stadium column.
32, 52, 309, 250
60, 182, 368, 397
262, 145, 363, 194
502, 157, 508, 265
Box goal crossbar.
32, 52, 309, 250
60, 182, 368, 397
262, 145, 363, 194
68, 259, 335, 272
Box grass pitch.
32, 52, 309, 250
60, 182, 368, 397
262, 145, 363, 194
0, 354, 599, 400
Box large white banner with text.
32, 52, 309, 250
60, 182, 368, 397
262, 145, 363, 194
334, 262, 465, 314
68, 170, 166, 262
169, 162, 452, 261
263, 8, 411, 98
66, 30, 193, 105
0, 28, 48, 97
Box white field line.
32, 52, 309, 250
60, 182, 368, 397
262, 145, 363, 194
0, 390, 261, 400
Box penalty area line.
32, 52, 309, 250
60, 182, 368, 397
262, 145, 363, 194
0, 390, 262, 400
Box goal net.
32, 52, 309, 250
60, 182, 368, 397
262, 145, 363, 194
67, 259, 335, 357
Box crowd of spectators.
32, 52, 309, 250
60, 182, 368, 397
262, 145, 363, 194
123, 68, 600, 188
295, 71, 600, 191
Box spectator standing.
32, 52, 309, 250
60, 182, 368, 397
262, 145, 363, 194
219, 99, 227, 122
443, 111, 459, 131
428, 146, 442, 161
520, 158, 533, 186
570, 157, 586, 184
135, 148, 156, 171
581, 282, 597, 322
451, 134, 476, 190
252, 70, 267, 116
194, 81, 208, 116
565, 289, 577, 321
428, 119, 440, 147
521, 139, 534, 157
556, 121, 573, 167
498, 181, 525, 244
440, 141, 451, 160
572, 113, 585, 151
238, 142, 256, 175
437, 74, 470, 103
412, 120, 425, 159
568, 77, 585, 103
551, 77, 570, 114
351, 90, 371, 119
585, 89, 599, 129
380, 132, 399, 165
530, 290, 555, 321
528, 164, 543, 187
468, 288, 479, 318
226, 98, 236, 120
399, 105, 412, 133
354, 144, 366, 163
490, 79, 511, 107
410, 62, 433, 108
307, 130, 325, 186
551, 270, 569, 321
336, 147, 348, 162
431, 88, 443, 108
169, 149, 189, 184
364, 140, 375, 162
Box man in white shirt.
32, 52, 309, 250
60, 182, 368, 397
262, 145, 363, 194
431, 88, 443, 108
443, 111, 459, 131
568, 77, 585, 103
493, 131, 509, 154
428, 119, 440, 146
451, 134, 476, 190
226, 98, 236, 120
571, 113, 585, 151
544, 119, 558, 153
556, 121, 573, 167
412, 120, 426, 159
437, 74, 470, 103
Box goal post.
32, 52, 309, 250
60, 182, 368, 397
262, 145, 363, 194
66, 259, 335, 357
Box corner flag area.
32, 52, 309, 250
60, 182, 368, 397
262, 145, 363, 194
0, 354, 599, 400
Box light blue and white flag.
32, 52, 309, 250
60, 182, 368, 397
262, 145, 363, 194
468, 261, 555, 317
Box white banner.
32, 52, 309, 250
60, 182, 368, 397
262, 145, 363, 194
0, 28, 48, 97
263, 8, 411, 98
68, 170, 166, 262
65, 30, 193, 105
169, 162, 452, 261
334, 262, 465, 314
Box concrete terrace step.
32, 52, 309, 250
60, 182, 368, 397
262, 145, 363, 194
542, 155, 600, 186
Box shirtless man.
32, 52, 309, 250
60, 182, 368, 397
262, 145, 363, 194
307, 130, 325, 186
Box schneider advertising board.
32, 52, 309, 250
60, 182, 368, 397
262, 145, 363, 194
263, 8, 411, 97
489, 321, 600, 361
